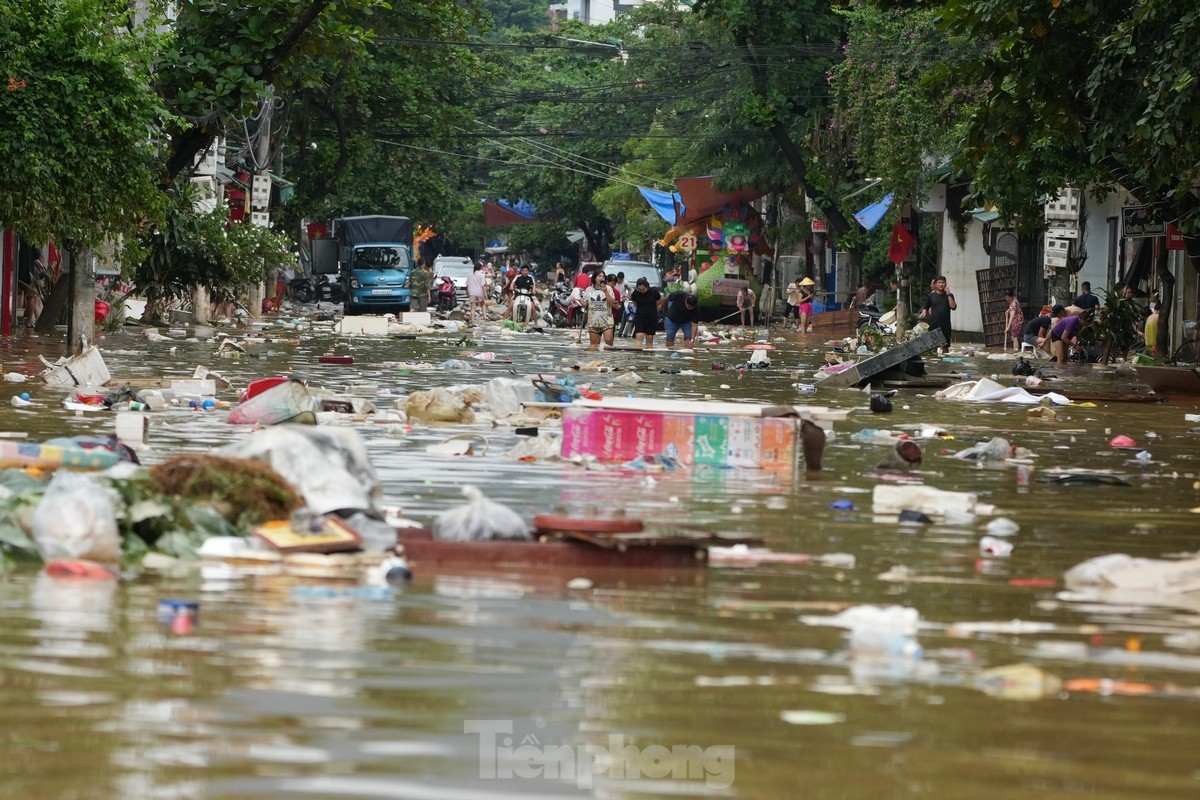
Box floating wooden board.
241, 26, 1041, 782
255, 517, 363, 554
1134, 365, 1200, 400
817, 329, 946, 388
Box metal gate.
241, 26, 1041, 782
976, 230, 1019, 348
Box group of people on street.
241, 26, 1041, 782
785, 277, 817, 333
577, 270, 697, 351
1003, 279, 1162, 364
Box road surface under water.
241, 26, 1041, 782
0, 321, 1198, 799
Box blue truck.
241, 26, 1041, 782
312, 215, 413, 315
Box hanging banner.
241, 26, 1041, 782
1167, 223, 1186, 251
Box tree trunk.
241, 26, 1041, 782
193, 285, 211, 324
69, 249, 95, 353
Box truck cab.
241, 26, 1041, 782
314, 215, 414, 315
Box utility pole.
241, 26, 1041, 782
247, 97, 274, 319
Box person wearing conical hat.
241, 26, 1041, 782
796, 277, 817, 335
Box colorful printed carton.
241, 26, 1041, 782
561, 402, 798, 471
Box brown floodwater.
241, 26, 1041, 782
1, 321, 1199, 799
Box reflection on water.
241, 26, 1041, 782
1, 326, 1199, 797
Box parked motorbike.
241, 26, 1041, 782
436, 291, 457, 313
856, 302, 896, 335
547, 291, 585, 328
290, 274, 344, 305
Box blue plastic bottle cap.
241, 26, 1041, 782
201, 398, 217, 410
19, 393, 29, 401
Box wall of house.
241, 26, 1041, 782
1077, 188, 1129, 300
935, 216, 989, 335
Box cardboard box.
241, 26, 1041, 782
336, 315, 391, 336
561, 398, 810, 471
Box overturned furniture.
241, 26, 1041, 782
815, 329, 945, 389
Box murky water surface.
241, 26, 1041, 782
2, 322, 1199, 799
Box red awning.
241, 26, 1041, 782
674, 177, 766, 226
482, 199, 540, 227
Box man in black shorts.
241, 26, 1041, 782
628, 277, 662, 349
1022, 304, 1063, 357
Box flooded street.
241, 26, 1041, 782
2, 322, 1199, 799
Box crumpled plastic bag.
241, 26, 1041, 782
508, 434, 563, 462
227, 379, 319, 425
221, 425, 381, 517
481, 377, 534, 420
30, 471, 120, 563
405, 387, 481, 424
953, 437, 1013, 462
1063, 553, 1161, 590
802, 604, 922, 657
432, 486, 531, 542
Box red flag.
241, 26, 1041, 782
887, 222, 914, 264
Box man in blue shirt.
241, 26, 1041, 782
1073, 282, 1100, 311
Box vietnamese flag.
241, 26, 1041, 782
887, 222, 914, 264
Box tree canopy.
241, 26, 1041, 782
0, 0, 168, 248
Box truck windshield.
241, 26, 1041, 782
354, 246, 410, 270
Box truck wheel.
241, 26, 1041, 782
344, 302, 359, 316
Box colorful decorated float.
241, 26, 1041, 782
639, 177, 769, 319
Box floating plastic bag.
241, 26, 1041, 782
432, 486, 531, 542
1063, 553, 1161, 590
222, 425, 381, 517
481, 377, 534, 420
953, 437, 1013, 462
227, 379, 319, 425
533, 377, 580, 403
405, 387, 479, 424
802, 604, 922, 658
30, 472, 120, 563
508, 434, 563, 462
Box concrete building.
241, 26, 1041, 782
549, 0, 659, 25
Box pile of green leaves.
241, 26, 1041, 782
0, 468, 246, 572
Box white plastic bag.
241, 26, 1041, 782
30, 471, 120, 563
432, 486, 531, 542
222, 425, 381, 517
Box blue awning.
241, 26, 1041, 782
638, 186, 683, 224
854, 193, 893, 231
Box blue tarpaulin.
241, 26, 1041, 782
638, 186, 683, 224
854, 193, 893, 231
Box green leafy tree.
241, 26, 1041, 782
832, 2, 970, 205
482, 0, 552, 35
929, 0, 1200, 357
155, 0, 384, 183
0, 0, 168, 247
133, 184, 292, 322
275, 0, 489, 231
688, 0, 850, 229
474, 21, 651, 260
